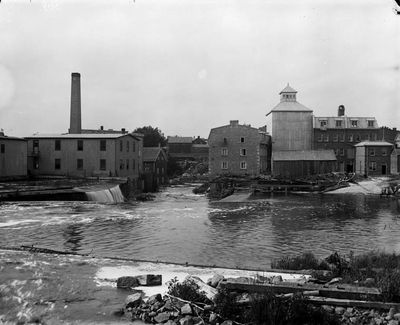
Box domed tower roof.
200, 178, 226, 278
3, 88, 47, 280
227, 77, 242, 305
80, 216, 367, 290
266, 84, 312, 116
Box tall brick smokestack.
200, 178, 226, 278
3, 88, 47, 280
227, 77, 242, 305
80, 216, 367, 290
69, 72, 82, 134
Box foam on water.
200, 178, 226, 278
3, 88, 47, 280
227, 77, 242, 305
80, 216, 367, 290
86, 185, 125, 203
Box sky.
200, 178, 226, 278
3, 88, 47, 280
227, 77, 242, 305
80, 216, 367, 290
0, 0, 399, 138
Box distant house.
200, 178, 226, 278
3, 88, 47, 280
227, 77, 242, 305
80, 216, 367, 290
272, 150, 337, 178
208, 120, 271, 177
25, 133, 143, 187
0, 132, 27, 180
391, 134, 400, 175
354, 141, 393, 176
167, 136, 209, 163
143, 147, 168, 192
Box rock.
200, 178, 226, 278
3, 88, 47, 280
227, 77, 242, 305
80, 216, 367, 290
193, 316, 205, 325
327, 277, 342, 285
335, 307, 345, 315
125, 292, 144, 308
221, 321, 233, 325
208, 274, 224, 288
179, 316, 194, 325
394, 313, 400, 320
117, 276, 140, 288
149, 311, 157, 317
364, 278, 375, 286
185, 276, 218, 301
136, 274, 162, 286
350, 317, 358, 323
271, 275, 283, 284
204, 304, 214, 311
375, 317, 383, 325
154, 312, 171, 323
165, 321, 177, 325
147, 293, 163, 304
181, 303, 192, 315
322, 305, 334, 313
209, 313, 218, 325
388, 320, 399, 325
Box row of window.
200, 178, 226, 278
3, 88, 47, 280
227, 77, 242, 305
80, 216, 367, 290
223, 137, 246, 144
333, 148, 388, 157
319, 120, 375, 128
221, 148, 247, 156
49, 139, 136, 152
316, 133, 379, 143
369, 162, 386, 171
52, 158, 137, 171
221, 161, 247, 170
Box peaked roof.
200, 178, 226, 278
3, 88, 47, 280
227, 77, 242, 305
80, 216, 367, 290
279, 84, 297, 94
24, 133, 140, 140
143, 147, 166, 162
167, 136, 193, 144
272, 150, 337, 161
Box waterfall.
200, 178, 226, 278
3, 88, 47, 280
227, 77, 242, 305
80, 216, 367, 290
86, 185, 125, 203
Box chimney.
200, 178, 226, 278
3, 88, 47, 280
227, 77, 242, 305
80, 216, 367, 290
69, 72, 82, 134
121, 128, 126, 133
230, 120, 239, 126
100, 125, 104, 131
338, 105, 345, 117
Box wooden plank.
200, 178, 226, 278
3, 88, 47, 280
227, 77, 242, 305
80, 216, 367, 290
220, 280, 382, 301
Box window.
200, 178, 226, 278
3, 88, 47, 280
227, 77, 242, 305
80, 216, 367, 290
369, 148, 375, 156
55, 158, 61, 170
334, 149, 339, 156
340, 148, 345, 156
340, 134, 345, 142
240, 148, 247, 156
126, 159, 129, 170
335, 120, 342, 128
382, 148, 387, 156
369, 161, 377, 171
240, 161, 247, 169
55, 140, 61, 151
77, 159, 83, 170
221, 161, 228, 169
132, 159, 136, 170
320, 120, 327, 128
317, 134, 323, 142
120, 140, 123, 152
127, 141, 129, 152
133, 141, 136, 152
348, 134, 353, 142
351, 120, 358, 127
77, 140, 83, 151
0, 144, 4, 153
221, 148, 228, 156
120, 159, 124, 170
100, 140, 106, 151
355, 134, 361, 142
324, 135, 329, 142
333, 134, 338, 142
368, 120, 374, 127
100, 159, 106, 170
240, 137, 245, 143
372, 133, 377, 141
33, 140, 39, 149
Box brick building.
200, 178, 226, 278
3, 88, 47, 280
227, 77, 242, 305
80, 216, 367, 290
208, 120, 271, 176
354, 141, 393, 176
0, 132, 27, 180
25, 133, 143, 184
313, 105, 398, 173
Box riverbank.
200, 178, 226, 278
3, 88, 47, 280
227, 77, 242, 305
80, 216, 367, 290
328, 176, 400, 195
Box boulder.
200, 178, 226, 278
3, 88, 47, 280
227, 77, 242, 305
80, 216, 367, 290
147, 293, 163, 304
271, 275, 283, 284
136, 274, 162, 286
181, 303, 192, 315
154, 312, 171, 323
221, 321, 233, 325
335, 307, 345, 315
209, 313, 218, 325
193, 316, 205, 325
117, 276, 140, 288
208, 274, 225, 288
179, 316, 194, 325
185, 276, 217, 301
125, 292, 144, 308
165, 321, 178, 325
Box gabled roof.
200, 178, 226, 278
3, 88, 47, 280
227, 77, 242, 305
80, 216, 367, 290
167, 136, 193, 144
354, 141, 393, 147
273, 150, 337, 161
0, 135, 26, 141
279, 84, 297, 94
143, 147, 166, 162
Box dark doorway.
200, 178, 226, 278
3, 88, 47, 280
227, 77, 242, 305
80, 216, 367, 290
382, 164, 387, 175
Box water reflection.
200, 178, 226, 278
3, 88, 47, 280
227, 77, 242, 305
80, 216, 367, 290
62, 224, 83, 252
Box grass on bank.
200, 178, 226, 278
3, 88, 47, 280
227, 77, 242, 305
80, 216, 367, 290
271, 251, 400, 302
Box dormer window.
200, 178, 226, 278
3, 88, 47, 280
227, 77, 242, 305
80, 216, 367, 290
351, 120, 358, 128
367, 120, 374, 127
320, 120, 327, 128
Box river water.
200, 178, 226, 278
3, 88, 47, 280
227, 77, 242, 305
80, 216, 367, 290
1, 185, 400, 323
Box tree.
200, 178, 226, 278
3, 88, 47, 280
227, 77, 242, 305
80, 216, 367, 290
133, 126, 167, 147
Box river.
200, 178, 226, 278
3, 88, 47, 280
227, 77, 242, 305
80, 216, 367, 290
1, 185, 400, 323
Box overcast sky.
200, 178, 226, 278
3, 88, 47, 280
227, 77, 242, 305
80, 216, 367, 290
0, 0, 399, 138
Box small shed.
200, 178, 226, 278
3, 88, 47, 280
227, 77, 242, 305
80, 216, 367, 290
272, 150, 337, 178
